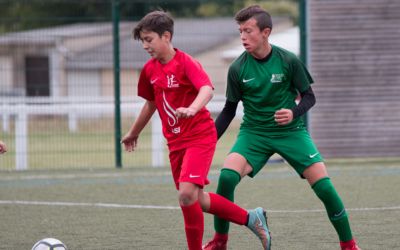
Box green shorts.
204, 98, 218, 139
230, 128, 324, 177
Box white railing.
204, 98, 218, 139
0, 95, 242, 170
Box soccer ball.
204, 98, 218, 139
31, 238, 67, 250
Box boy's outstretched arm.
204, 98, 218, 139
175, 85, 213, 118
0, 140, 7, 154
121, 100, 156, 152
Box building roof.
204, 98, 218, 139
0, 17, 291, 70
66, 18, 238, 69
0, 22, 127, 46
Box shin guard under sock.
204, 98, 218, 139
214, 168, 241, 233
312, 177, 353, 242
208, 192, 248, 225
181, 201, 204, 250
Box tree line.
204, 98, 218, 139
0, 0, 298, 33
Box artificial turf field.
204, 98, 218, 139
1, 160, 399, 249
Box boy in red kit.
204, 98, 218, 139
121, 11, 271, 250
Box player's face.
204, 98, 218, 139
238, 18, 271, 57
139, 30, 170, 60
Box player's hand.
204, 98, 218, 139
274, 108, 293, 126
120, 134, 139, 152
175, 107, 197, 118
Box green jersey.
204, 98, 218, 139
226, 44, 314, 132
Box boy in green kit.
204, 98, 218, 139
203, 5, 360, 250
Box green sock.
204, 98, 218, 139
312, 177, 353, 242
214, 168, 241, 234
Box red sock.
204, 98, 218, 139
208, 193, 248, 225
181, 201, 204, 250
340, 238, 357, 248
213, 232, 228, 241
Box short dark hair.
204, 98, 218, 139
133, 11, 174, 40
234, 5, 272, 30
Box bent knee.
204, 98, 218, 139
223, 153, 252, 177
178, 185, 198, 206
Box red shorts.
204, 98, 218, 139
169, 142, 216, 190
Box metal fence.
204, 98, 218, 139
0, 0, 248, 170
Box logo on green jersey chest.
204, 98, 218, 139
270, 73, 285, 83
242, 77, 255, 83
240, 73, 286, 86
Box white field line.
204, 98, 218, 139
0, 171, 176, 181
0, 200, 180, 210
2, 164, 400, 181
0, 200, 399, 213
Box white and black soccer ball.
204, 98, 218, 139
32, 238, 67, 250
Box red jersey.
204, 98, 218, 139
138, 49, 216, 150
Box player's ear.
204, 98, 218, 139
262, 27, 271, 38
162, 31, 172, 42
